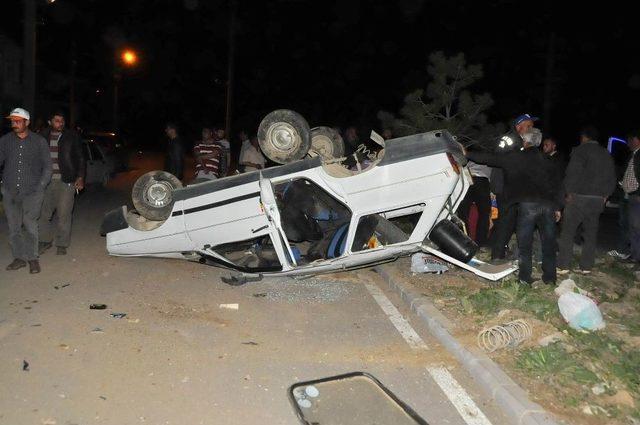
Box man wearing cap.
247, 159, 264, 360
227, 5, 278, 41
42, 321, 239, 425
0, 108, 52, 273
38, 111, 85, 256
466, 127, 564, 285
557, 126, 616, 274
489, 113, 538, 262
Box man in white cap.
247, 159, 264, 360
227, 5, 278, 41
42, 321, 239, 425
0, 108, 52, 273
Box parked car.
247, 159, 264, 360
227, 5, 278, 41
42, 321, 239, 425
82, 139, 115, 185
101, 110, 517, 283
82, 130, 128, 172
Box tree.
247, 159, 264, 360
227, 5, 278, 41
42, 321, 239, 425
378, 51, 504, 146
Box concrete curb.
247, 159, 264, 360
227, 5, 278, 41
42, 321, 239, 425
374, 265, 561, 425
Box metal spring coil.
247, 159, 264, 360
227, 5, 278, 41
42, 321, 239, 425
477, 319, 532, 353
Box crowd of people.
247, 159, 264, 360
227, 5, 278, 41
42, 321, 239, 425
460, 113, 640, 286
0, 108, 84, 274
162, 123, 265, 182
2, 106, 639, 284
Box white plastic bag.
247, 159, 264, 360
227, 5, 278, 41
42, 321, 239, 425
557, 292, 605, 331
411, 253, 449, 274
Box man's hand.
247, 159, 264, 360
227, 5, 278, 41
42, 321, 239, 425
555, 211, 562, 222
74, 177, 84, 191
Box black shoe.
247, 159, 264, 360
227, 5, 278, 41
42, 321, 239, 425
38, 241, 52, 255
28, 260, 40, 274
56, 247, 67, 255
6, 259, 26, 270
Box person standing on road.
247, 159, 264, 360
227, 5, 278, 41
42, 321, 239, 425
0, 108, 52, 274
466, 127, 564, 285
457, 157, 492, 248
618, 131, 640, 265
164, 123, 184, 181
192, 127, 224, 182
38, 111, 85, 256
557, 126, 617, 275
239, 136, 266, 173
489, 113, 538, 262
215, 128, 230, 177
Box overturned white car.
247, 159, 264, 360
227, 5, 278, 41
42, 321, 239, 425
101, 110, 517, 283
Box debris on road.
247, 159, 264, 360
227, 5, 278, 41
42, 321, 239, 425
410, 253, 449, 274
242, 341, 259, 346
90, 304, 107, 310
477, 319, 532, 352
127, 318, 140, 323
110, 313, 127, 319
253, 293, 267, 298
90, 327, 104, 334
22, 360, 29, 371
99, 396, 107, 400
537, 331, 566, 347
219, 303, 239, 310
54, 284, 70, 290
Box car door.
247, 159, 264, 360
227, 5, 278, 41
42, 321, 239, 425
84, 141, 106, 184
259, 175, 298, 269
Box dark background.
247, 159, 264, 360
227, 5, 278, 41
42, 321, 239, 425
2, 0, 639, 153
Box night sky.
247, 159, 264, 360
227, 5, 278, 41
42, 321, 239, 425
3, 0, 639, 151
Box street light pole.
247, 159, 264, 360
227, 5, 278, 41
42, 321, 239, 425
23, 0, 36, 113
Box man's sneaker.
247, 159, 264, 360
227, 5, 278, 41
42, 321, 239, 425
28, 260, 40, 274
557, 268, 570, 275
6, 259, 26, 271
38, 241, 52, 255
608, 250, 631, 260
56, 247, 67, 255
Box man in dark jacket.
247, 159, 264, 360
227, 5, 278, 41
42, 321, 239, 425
164, 123, 184, 180
557, 126, 616, 274
467, 128, 564, 284
489, 113, 536, 261
38, 111, 86, 256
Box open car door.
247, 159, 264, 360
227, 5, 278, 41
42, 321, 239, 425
422, 244, 518, 281
259, 175, 298, 268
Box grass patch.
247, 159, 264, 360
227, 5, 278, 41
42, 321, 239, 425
461, 279, 558, 321
517, 342, 599, 385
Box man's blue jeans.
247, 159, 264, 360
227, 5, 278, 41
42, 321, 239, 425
516, 202, 557, 283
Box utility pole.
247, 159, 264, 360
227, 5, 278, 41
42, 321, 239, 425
69, 42, 77, 128
225, 0, 236, 140
23, 0, 36, 113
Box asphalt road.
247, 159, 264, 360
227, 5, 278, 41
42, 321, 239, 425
0, 153, 511, 425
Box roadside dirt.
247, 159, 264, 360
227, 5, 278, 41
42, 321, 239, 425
392, 254, 640, 425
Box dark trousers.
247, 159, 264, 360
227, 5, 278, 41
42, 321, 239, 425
39, 179, 76, 248
1, 188, 44, 261
558, 194, 605, 270
617, 197, 631, 253
458, 176, 491, 247
628, 195, 640, 262
516, 202, 557, 283
491, 195, 518, 259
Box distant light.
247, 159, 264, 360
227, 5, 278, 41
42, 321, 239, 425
608, 136, 626, 153
95, 89, 101, 94
46, 0, 56, 3
121, 49, 138, 66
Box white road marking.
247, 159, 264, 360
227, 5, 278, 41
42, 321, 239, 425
364, 283, 429, 350
365, 282, 492, 425
427, 366, 493, 425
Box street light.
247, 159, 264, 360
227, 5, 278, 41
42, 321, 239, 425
113, 48, 138, 134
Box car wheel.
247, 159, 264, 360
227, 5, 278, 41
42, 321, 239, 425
257, 109, 311, 164
308, 126, 345, 160
132, 171, 183, 221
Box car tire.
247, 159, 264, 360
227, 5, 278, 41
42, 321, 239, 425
132, 170, 183, 221
257, 109, 311, 164
308, 126, 345, 160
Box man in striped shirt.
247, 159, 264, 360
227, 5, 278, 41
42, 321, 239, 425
193, 127, 224, 182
